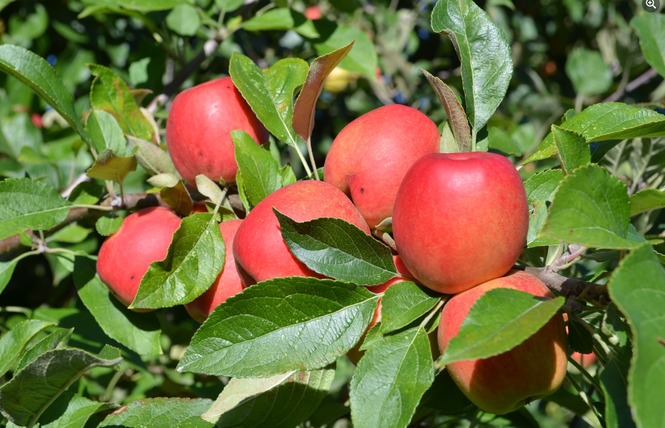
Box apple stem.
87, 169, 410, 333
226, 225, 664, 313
292, 138, 314, 178
306, 136, 320, 181
470, 128, 477, 152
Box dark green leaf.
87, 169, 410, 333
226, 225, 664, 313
630, 189, 665, 216
608, 244, 665, 428
565, 48, 613, 96
0, 177, 72, 241
73, 257, 162, 358
423, 70, 470, 152
552, 125, 590, 174
40, 391, 111, 428
539, 164, 640, 249
350, 327, 434, 428
631, 13, 665, 78
275, 211, 397, 285
16, 328, 72, 370
0, 348, 121, 427
0, 319, 54, 378
431, 0, 512, 131
131, 213, 224, 310
440, 289, 564, 364
99, 398, 213, 427
379, 282, 441, 334
177, 277, 378, 377
313, 25, 377, 80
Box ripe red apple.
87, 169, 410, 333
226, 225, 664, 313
324, 104, 440, 229
185, 219, 244, 323
437, 270, 568, 415
97, 206, 182, 308
233, 180, 370, 285
392, 152, 529, 295
166, 76, 269, 186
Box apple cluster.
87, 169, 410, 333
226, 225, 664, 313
96, 76, 570, 416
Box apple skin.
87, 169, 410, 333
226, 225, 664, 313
437, 270, 568, 415
323, 104, 440, 229
97, 207, 182, 308
185, 219, 244, 323
233, 180, 370, 285
392, 152, 529, 295
166, 76, 269, 186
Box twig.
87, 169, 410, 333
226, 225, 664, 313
523, 266, 610, 309
603, 68, 659, 103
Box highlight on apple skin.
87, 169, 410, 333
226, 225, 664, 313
185, 219, 245, 323
392, 151, 529, 295
437, 270, 568, 415
232, 180, 371, 286
166, 76, 269, 186
324, 104, 440, 229
97, 206, 182, 309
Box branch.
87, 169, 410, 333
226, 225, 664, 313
603, 68, 659, 103
523, 266, 610, 310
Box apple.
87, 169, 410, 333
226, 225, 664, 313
437, 270, 568, 415
97, 206, 182, 308
233, 180, 370, 286
392, 152, 529, 295
166, 76, 269, 186
324, 104, 440, 229
185, 219, 244, 323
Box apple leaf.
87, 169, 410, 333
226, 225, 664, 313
159, 180, 193, 218
16, 327, 72, 371
229, 54, 308, 146
379, 281, 442, 335
73, 257, 162, 358
89, 64, 156, 142
131, 213, 224, 309
0, 348, 122, 427
0, 177, 72, 241
86, 149, 137, 184
203, 369, 334, 427
524, 103, 665, 163
0, 319, 55, 378
350, 327, 434, 428
631, 13, 665, 78
38, 392, 112, 428
233, 130, 290, 208
177, 277, 378, 377
0, 44, 88, 144
293, 42, 354, 143
127, 136, 179, 176
488, 127, 522, 156
0, 258, 19, 295
99, 398, 213, 428
565, 48, 613, 97
630, 188, 665, 216
552, 125, 590, 174
422, 70, 470, 152
313, 25, 377, 80
525, 169, 564, 203
85, 109, 129, 156
538, 164, 643, 249
608, 244, 665, 428
275, 210, 397, 285
440, 288, 565, 365
431, 0, 512, 132
242, 7, 318, 38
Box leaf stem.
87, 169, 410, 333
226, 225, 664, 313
419, 298, 445, 330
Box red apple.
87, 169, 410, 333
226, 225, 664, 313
97, 206, 182, 308
185, 219, 244, 323
437, 270, 568, 415
392, 152, 529, 295
324, 104, 440, 229
233, 180, 370, 285
166, 76, 269, 186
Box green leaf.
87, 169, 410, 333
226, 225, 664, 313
99, 398, 213, 427
85, 109, 130, 156
131, 213, 224, 310
0, 258, 19, 295
16, 328, 72, 371
73, 257, 162, 358
608, 244, 665, 428
552, 125, 590, 174
166, 4, 201, 36
127, 136, 179, 176
114, 0, 185, 12
177, 277, 378, 377
0, 44, 88, 144
423, 70, 470, 152
89, 64, 155, 142
95, 215, 123, 237
379, 282, 441, 335
86, 150, 137, 184
0, 177, 72, 241
630, 188, 665, 216
0, 348, 121, 427
275, 211, 397, 285
350, 327, 434, 428
524, 103, 665, 163
203, 369, 334, 427
431, 0, 512, 131
538, 164, 640, 249
0, 319, 54, 378
565, 48, 613, 96
39, 392, 111, 428
233, 131, 287, 208
440, 288, 564, 365
524, 169, 564, 203
293, 42, 354, 143
242, 7, 315, 36
631, 13, 665, 78
229, 54, 308, 145
313, 25, 378, 80
488, 126, 521, 156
